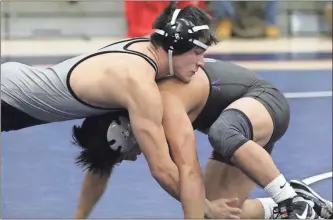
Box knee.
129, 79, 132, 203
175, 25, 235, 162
208, 109, 253, 163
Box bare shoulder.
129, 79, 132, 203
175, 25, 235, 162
93, 53, 158, 109
104, 52, 156, 81
124, 71, 162, 111
158, 69, 209, 92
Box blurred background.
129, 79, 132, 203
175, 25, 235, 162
1, 1, 332, 219
0, 1, 332, 40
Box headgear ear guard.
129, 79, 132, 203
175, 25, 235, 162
155, 8, 210, 76
106, 116, 138, 153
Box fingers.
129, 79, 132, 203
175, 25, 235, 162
228, 206, 242, 215
225, 198, 242, 219
228, 214, 241, 219
226, 199, 242, 217
209, 197, 243, 219
225, 207, 242, 219
225, 197, 239, 205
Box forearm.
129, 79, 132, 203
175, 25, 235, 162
204, 199, 213, 219
152, 160, 180, 200
166, 126, 206, 217
154, 163, 207, 218
179, 166, 205, 218
129, 118, 181, 200
75, 171, 110, 219
127, 94, 205, 218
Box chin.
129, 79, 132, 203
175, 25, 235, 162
175, 72, 192, 83
183, 76, 192, 83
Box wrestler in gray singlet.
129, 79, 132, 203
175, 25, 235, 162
1, 38, 157, 122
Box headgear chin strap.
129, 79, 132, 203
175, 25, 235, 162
154, 8, 210, 76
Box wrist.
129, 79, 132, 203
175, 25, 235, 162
74, 210, 87, 219
204, 199, 212, 218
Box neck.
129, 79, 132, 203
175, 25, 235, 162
147, 44, 170, 80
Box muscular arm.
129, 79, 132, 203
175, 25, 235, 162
75, 171, 110, 219
74, 80, 181, 219
160, 90, 206, 218
157, 72, 218, 217
126, 79, 204, 218
126, 81, 179, 197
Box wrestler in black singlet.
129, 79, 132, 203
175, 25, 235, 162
193, 58, 290, 150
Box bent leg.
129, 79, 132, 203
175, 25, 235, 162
205, 97, 310, 218
242, 198, 277, 219
204, 159, 256, 214
208, 97, 281, 188
204, 151, 276, 218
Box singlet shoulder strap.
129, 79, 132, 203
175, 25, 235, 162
123, 38, 159, 74
100, 38, 159, 74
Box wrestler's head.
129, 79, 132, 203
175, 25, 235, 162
150, 2, 218, 83
72, 112, 140, 176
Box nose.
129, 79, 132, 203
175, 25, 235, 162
197, 54, 205, 68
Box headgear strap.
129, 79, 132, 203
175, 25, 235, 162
154, 8, 210, 76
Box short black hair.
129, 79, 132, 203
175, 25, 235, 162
72, 112, 128, 176
150, 2, 218, 49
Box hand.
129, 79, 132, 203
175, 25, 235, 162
206, 198, 242, 219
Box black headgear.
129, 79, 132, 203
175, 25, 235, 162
155, 9, 210, 54
154, 9, 210, 75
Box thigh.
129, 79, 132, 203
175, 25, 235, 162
1, 100, 47, 132
245, 87, 290, 143
204, 158, 255, 207
204, 143, 276, 207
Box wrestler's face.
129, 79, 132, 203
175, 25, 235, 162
119, 145, 142, 162
173, 46, 205, 83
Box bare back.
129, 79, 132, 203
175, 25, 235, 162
157, 68, 210, 122
70, 47, 157, 110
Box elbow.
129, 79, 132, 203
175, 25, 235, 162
150, 161, 174, 183
150, 161, 202, 184
151, 170, 167, 184
150, 163, 201, 182
178, 164, 202, 179
171, 136, 201, 178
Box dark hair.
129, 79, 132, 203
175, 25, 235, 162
72, 113, 128, 176
150, 2, 218, 50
